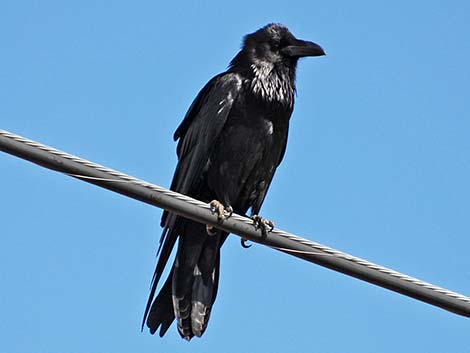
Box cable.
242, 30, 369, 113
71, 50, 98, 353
0, 128, 469, 317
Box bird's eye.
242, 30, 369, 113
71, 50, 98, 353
271, 42, 280, 51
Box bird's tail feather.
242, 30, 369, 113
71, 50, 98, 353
172, 222, 222, 339
146, 269, 175, 337
190, 259, 218, 336
142, 213, 179, 331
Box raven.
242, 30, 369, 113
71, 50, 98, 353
143, 23, 325, 340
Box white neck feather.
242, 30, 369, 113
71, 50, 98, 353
250, 61, 294, 107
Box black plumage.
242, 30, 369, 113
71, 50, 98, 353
143, 23, 325, 340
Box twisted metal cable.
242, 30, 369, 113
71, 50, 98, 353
1, 129, 469, 308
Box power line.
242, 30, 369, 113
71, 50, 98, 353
1, 128, 469, 317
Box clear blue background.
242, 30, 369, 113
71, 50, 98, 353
1, 1, 469, 352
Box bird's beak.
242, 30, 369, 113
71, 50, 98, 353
282, 40, 326, 58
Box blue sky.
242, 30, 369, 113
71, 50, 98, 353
1, 1, 470, 352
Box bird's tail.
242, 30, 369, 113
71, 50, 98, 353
146, 220, 223, 340
172, 221, 222, 339
189, 245, 221, 337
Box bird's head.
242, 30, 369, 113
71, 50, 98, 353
229, 23, 325, 106
230, 23, 325, 72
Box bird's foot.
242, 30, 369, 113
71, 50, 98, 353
209, 200, 233, 221
206, 200, 233, 235
241, 215, 274, 248
252, 215, 274, 236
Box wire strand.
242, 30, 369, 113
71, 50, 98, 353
1, 129, 469, 310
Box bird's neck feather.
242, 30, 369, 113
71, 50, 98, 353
249, 59, 296, 107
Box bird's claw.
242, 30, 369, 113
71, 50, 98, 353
206, 225, 217, 236
252, 215, 274, 237
225, 205, 233, 218
241, 215, 274, 248
241, 238, 252, 248
209, 200, 233, 221
206, 200, 233, 235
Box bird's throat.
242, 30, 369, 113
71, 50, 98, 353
250, 62, 295, 107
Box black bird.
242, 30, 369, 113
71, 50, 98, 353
143, 23, 325, 340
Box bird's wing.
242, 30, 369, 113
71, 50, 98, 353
159, 72, 243, 227
143, 72, 243, 328
173, 72, 243, 193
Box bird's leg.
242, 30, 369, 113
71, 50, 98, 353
206, 200, 233, 235
241, 215, 274, 248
